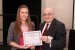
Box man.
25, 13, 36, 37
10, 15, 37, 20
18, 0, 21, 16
39, 7, 66, 50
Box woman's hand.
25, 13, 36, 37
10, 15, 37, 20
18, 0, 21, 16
19, 45, 30, 49
29, 45, 35, 50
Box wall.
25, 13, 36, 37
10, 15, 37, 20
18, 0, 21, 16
0, 0, 3, 44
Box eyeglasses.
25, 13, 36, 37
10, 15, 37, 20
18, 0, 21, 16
43, 13, 53, 16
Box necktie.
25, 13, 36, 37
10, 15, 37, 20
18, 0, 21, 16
40, 24, 49, 50
42, 24, 49, 36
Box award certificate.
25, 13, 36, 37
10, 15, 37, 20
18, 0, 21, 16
23, 31, 42, 46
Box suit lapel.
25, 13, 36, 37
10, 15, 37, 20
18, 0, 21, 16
40, 22, 45, 31
47, 19, 56, 36
40, 19, 57, 36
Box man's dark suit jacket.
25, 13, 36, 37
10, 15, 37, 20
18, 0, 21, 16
39, 18, 66, 50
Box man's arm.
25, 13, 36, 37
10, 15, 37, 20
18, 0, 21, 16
51, 24, 66, 49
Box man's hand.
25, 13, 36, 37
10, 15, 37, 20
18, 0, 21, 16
41, 36, 53, 44
41, 36, 49, 43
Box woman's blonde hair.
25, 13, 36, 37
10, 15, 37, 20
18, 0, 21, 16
15, 5, 33, 36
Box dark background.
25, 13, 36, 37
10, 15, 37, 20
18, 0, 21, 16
68, 0, 75, 50
3, 0, 41, 30
3, 0, 41, 47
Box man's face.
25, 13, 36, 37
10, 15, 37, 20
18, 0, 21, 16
43, 8, 55, 23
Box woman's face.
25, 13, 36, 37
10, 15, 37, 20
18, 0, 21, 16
19, 8, 29, 21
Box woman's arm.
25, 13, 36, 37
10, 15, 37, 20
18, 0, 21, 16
10, 41, 30, 49
7, 22, 30, 49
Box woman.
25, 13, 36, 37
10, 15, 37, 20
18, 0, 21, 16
7, 5, 35, 50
